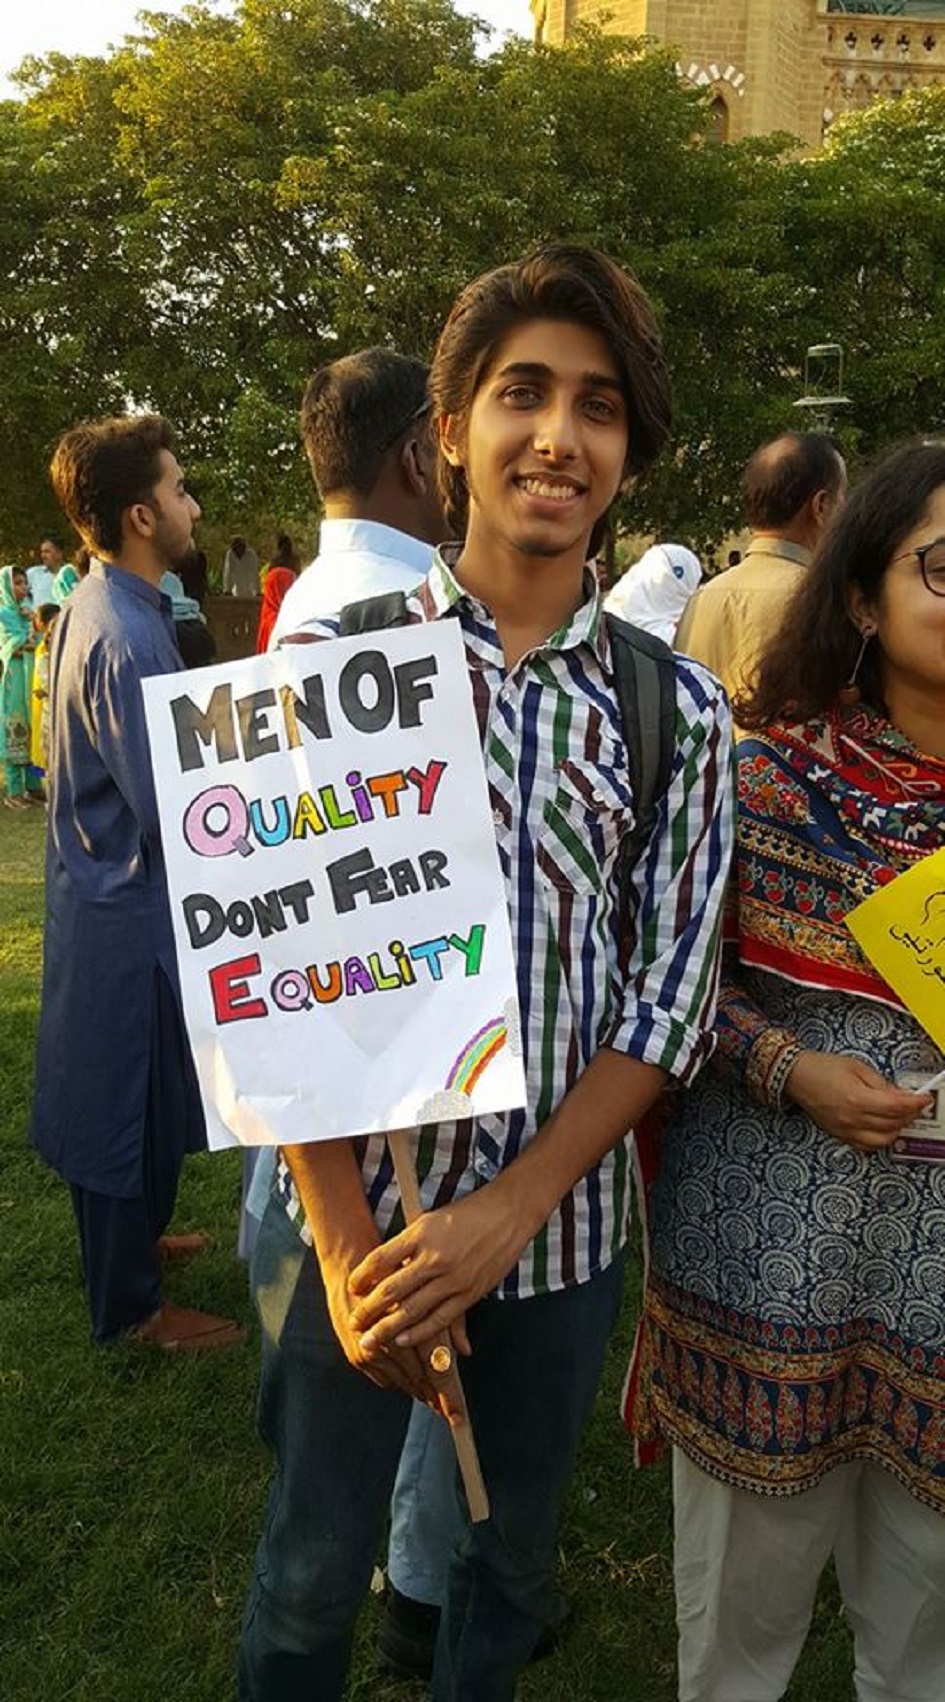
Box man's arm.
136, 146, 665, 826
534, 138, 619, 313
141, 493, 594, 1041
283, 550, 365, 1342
90, 648, 164, 840
282, 1136, 464, 1414
349, 660, 735, 1350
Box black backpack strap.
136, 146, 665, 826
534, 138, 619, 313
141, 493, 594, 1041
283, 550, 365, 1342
338, 591, 409, 636
606, 613, 677, 928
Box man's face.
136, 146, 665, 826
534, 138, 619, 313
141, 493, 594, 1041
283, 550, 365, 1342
148, 450, 201, 570
442, 317, 630, 565
39, 539, 63, 570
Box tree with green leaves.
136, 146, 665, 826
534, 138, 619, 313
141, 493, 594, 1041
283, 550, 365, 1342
2, 4, 943, 559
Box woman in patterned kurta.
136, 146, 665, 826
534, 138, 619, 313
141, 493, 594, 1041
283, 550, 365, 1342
629, 443, 945, 1702
0, 565, 39, 806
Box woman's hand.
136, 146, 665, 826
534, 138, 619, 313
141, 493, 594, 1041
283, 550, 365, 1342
785, 1050, 932, 1152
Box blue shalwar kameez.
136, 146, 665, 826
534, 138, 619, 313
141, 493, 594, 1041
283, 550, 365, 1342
30, 563, 206, 1340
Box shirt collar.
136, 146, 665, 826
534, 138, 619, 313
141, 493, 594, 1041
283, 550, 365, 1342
91, 558, 165, 608
423, 546, 608, 664
315, 518, 434, 576
745, 535, 811, 568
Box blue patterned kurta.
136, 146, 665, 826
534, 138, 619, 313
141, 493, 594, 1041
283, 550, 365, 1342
636, 709, 945, 1514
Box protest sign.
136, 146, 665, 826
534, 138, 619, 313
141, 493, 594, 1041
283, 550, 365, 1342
142, 621, 526, 1149
846, 846, 945, 1055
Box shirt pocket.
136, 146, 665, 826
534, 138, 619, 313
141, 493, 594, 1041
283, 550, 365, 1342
536, 756, 633, 897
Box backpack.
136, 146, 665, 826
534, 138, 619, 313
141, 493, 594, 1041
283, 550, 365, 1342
338, 593, 677, 931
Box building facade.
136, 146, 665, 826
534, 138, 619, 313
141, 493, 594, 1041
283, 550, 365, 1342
530, 1, 945, 144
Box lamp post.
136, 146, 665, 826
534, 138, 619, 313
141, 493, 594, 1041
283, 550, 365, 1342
793, 343, 852, 432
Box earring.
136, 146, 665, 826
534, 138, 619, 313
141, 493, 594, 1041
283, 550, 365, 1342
839, 625, 876, 705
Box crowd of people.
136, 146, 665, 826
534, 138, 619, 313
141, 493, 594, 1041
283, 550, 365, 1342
5, 240, 943, 1701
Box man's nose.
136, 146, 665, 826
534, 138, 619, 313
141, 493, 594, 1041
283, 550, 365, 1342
532, 397, 579, 460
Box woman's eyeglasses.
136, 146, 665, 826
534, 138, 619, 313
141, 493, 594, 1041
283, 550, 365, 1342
891, 537, 945, 597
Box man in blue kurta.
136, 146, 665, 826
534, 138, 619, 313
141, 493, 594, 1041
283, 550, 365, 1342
31, 413, 242, 1350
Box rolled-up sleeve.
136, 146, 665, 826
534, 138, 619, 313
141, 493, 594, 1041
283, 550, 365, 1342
607, 657, 735, 1084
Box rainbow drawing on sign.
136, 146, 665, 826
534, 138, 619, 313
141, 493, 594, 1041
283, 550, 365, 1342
446, 1017, 507, 1097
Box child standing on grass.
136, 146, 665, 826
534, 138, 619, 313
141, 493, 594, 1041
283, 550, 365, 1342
30, 602, 59, 776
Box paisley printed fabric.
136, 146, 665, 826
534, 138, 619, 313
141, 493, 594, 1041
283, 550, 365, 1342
632, 974, 945, 1513
628, 707, 945, 1511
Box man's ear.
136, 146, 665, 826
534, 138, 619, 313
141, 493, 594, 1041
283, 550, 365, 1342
810, 487, 835, 532
439, 413, 465, 470
399, 436, 429, 497
125, 501, 156, 543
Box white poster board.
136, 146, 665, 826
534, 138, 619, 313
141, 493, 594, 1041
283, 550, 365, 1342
142, 621, 526, 1149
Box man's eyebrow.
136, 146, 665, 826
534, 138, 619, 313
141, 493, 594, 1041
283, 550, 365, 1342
494, 360, 624, 393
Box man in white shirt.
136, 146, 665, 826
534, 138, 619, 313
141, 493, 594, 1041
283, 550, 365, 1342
240, 344, 448, 1676
241, 346, 445, 1254
240, 346, 444, 1248
27, 534, 65, 607
222, 536, 260, 598
269, 347, 443, 643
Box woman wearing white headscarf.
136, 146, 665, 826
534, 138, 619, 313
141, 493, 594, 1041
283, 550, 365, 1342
605, 542, 701, 644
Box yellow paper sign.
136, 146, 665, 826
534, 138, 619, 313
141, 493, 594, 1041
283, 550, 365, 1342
847, 847, 945, 1053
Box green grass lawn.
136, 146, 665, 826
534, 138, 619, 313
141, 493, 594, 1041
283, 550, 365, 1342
0, 806, 854, 1699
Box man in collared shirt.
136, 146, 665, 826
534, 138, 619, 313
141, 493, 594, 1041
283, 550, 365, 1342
269, 346, 443, 646
31, 415, 242, 1352
674, 431, 847, 708
26, 533, 65, 608
240, 246, 733, 1702
239, 348, 445, 1263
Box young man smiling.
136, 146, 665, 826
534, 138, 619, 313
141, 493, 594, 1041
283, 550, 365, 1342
240, 246, 733, 1702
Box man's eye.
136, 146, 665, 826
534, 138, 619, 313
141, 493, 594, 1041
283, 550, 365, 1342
503, 386, 540, 406
585, 397, 617, 420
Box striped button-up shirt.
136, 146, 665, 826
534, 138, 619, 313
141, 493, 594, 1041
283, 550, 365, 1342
276, 549, 734, 1297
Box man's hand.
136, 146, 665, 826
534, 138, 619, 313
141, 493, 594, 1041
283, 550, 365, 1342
785, 1050, 931, 1152
320, 1246, 464, 1418
280, 1137, 462, 1419
347, 1181, 535, 1353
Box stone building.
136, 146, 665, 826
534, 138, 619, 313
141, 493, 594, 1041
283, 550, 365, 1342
530, 1, 945, 145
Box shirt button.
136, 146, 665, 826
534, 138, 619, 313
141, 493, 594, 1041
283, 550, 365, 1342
492, 808, 504, 827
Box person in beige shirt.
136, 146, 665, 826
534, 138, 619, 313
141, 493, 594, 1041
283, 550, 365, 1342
675, 431, 846, 708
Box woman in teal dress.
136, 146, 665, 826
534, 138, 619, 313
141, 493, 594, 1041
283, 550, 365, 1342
0, 565, 40, 808
628, 442, 945, 1702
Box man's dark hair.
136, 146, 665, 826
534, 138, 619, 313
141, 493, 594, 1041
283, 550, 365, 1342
429, 244, 672, 536
300, 348, 430, 500
40, 532, 65, 552
739, 439, 945, 727
49, 415, 175, 557
269, 532, 297, 569
741, 432, 844, 531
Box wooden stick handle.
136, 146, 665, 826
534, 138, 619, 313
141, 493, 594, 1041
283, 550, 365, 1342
387, 1128, 490, 1523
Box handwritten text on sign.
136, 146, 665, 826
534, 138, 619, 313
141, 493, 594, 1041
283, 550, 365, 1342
142, 622, 526, 1149
846, 845, 945, 1055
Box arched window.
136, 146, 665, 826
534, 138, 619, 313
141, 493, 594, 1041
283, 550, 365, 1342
709, 93, 730, 142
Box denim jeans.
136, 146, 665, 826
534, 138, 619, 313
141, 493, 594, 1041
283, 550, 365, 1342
240, 1194, 625, 1702
387, 1401, 464, 1606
